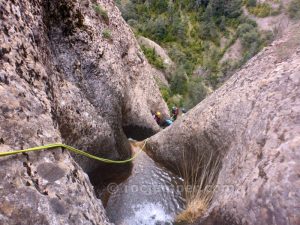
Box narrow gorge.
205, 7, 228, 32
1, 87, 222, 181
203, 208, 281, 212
0, 0, 299, 225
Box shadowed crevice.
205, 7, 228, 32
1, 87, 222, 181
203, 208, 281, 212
123, 125, 157, 141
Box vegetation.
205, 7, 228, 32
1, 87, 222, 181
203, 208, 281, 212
93, 4, 109, 24
116, 0, 269, 109
176, 148, 221, 224
246, 0, 257, 7
141, 46, 165, 70
185, 77, 208, 109
102, 29, 112, 40
246, 1, 282, 18
288, 0, 300, 19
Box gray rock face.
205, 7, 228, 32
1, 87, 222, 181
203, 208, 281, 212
0, 0, 167, 224
147, 23, 300, 225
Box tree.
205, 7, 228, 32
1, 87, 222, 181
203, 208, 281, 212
200, 3, 217, 39
170, 67, 189, 95
247, 0, 257, 7
219, 16, 226, 31
189, 0, 210, 9
121, 2, 138, 21
150, 0, 169, 13
186, 78, 207, 108
288, 0, 300, 19
237, 23, 261, 50
202, 3, 213, 22
209, 0, 242, 18
225, 0, 242, 18
240, 30, 260, 49
237, 23, 255, 36
146, 16, 168, 41
170, 16, 187, 41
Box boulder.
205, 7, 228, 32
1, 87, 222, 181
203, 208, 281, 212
138, 36, 175, 81
146, 23, 300, 225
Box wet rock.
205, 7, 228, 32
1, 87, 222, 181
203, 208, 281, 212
147, 23, 300, 225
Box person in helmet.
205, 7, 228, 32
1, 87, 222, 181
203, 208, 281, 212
154, 111, 161, 125
154, 111, 173, 128
163, 118, 173, 127
171, 106, 179, 121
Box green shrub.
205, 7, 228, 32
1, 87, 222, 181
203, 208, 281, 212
170, 66, 188, 95
288, 0, 300, 19
152, 17, 168, 41
238, 16, 258, 27
209, 0, 242, 18
220, 59, 239, 76
167, 94, 184, 109
240, 30, 260, 48
218, 16, 226, 31
120, 2, 138, 21
159, 85, 171, 102
246, 0, 257, 7
200, 21, 218, 40
185, 78, 207, 108
93, 4, 109, 24
102, 29, 112, 40
207, 73, 220, 88
237, 23, 261, 50
141, 45, 165, 70
237, 23, 255, 36
202, 46, 221, 73
248, 3, 272, 17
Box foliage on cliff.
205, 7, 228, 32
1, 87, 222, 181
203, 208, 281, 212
117, 0, 272, 109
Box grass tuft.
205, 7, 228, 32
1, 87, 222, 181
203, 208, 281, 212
102, 29, 112, 40
141, 45, 165, 70
247, 2, 281, 18
175, 149, 221, 224
93, 4, 109, 24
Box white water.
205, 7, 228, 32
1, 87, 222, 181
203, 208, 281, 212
121, 203, 173, 225
105, 148, 185, 225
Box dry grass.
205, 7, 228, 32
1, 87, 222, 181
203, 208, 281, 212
175, 149, 221, 224
129, 140, 145, 148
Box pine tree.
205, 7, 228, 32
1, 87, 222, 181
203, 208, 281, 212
247, 0, 257, 7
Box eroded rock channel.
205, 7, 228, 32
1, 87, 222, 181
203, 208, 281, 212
104, 143, 185, 225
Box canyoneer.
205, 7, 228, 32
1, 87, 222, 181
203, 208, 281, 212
171, 106, 179, 121
154, 111, 162, 125
154, 111, 173, 128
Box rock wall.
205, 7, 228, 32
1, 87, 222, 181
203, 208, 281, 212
0, 0, 168, 224
146, 23, 300, 225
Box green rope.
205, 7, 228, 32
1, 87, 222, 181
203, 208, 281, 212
0, 139, 148, 164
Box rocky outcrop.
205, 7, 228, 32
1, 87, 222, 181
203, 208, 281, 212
242, 0, 292, 34
146, 23, 300, 225
138, 36, 175, 81
0, 0, 168, 224
220, 39, 243, 64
